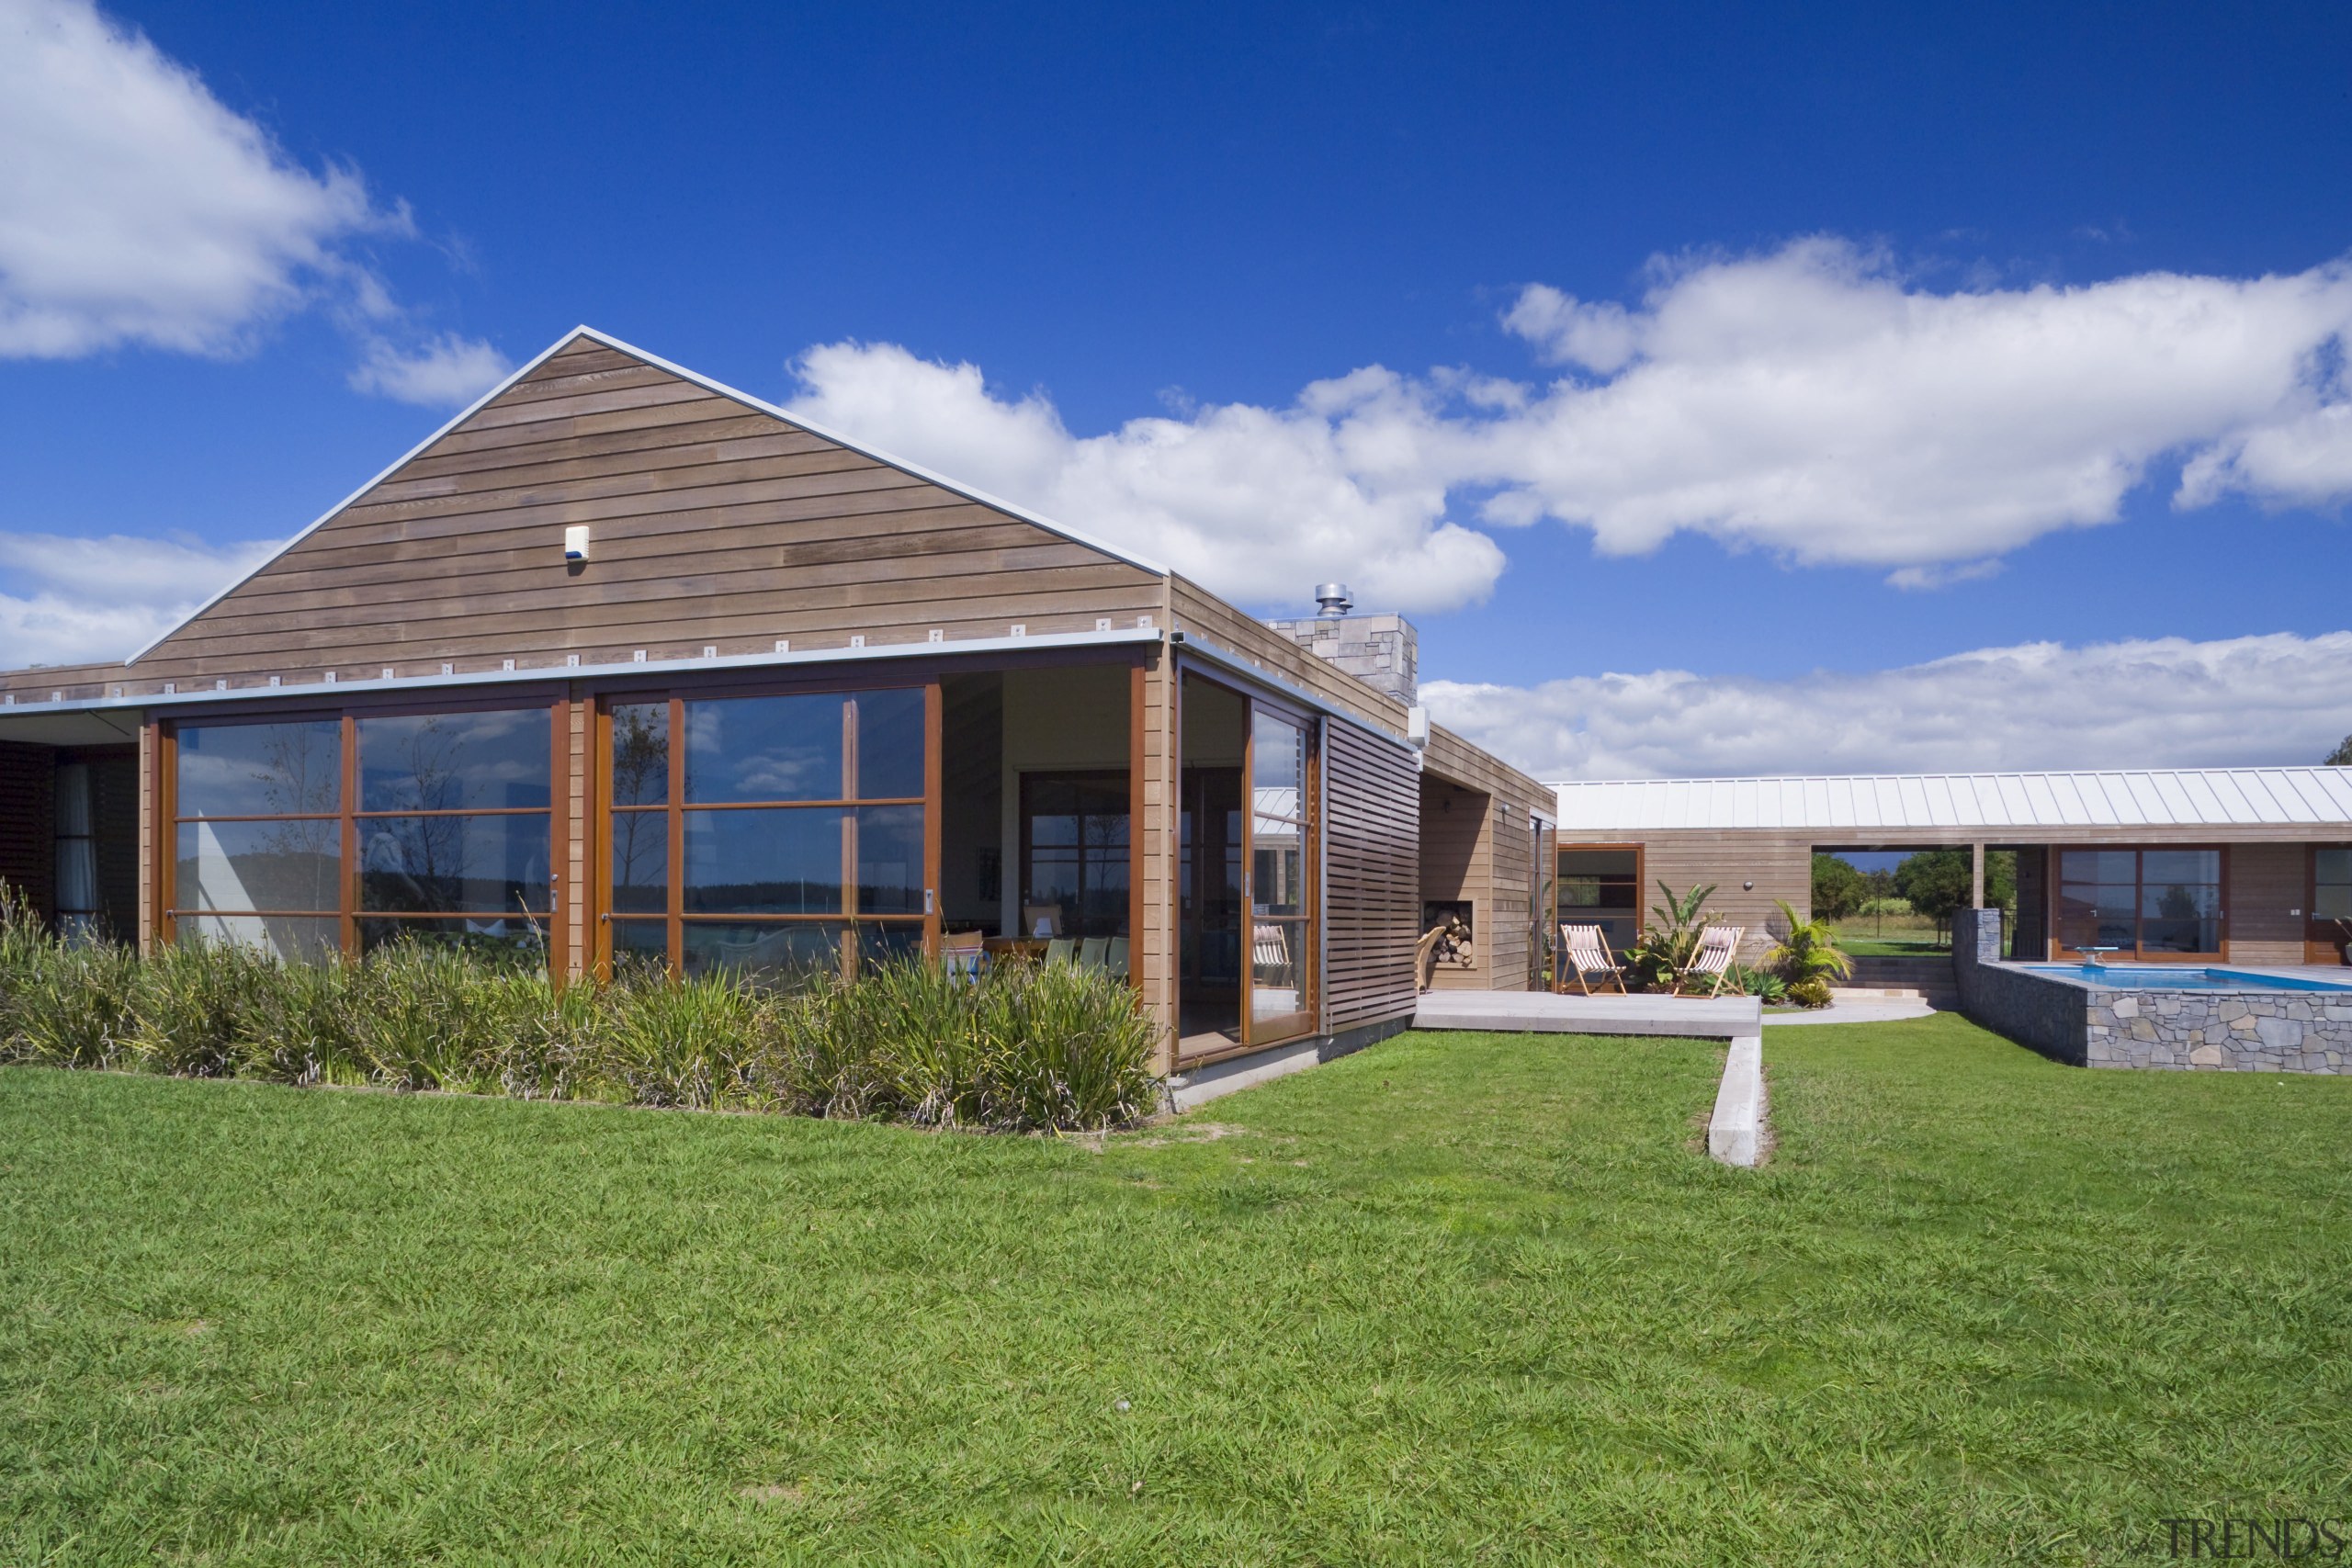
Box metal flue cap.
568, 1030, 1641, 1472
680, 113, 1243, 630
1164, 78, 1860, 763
1314, 582, 1353, 617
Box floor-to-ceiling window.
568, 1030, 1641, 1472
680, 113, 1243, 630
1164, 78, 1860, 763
1248, 707, 1314, 1038
167, 705, 554, 964
600, 684, 933, 980
2312, 847, 2352, 961
2054, 847, 2223, 959
1020, 772, 1129, 939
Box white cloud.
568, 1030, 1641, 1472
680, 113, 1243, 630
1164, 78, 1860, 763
0, 529, 277, 668
777, 243, 2352, 610
786, 342, 1506, 614
1488, 241, 2352, 571
1424, 631, 2352, 781
348, 332, 512, 407
0, 0, 501, 401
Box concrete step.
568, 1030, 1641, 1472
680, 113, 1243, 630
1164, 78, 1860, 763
1829, 984, 1953, 1001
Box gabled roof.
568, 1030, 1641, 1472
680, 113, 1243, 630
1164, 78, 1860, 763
128, 325, 1169, 665
1553, 768, 2352, 831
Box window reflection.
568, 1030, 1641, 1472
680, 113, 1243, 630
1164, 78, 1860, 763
176, 723, 340, 817
359, 710, 550, 812
685, 694, 843, 803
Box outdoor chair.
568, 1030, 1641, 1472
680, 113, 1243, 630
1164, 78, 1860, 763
1671, 925, 1745, 998
1043, 937, 1077, 965
1252, 921, 1291, 983
1077, 936, 1110, 969
1104, 936, 1129, 975
940, 930, 986, 984
1558, 923, 1627, 995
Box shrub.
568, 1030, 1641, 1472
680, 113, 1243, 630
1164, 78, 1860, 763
1764, 899, 1853, 991
1786, 977, 1834, 1009
1625, 881, 1719, 992
0, 895, 1164, 1134
128, 940, 279, 1077
1732, 964, 1788, 1005
6, 942, 141, 1070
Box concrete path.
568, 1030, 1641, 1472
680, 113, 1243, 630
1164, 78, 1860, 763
1766, 998, 1938, 1026
1413, 989, 1762, 1039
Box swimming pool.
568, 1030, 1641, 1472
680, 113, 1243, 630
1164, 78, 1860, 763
2023, 965, 2352, 993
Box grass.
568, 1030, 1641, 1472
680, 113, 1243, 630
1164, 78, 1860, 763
5, 1014, 2350, 1563
1840, 935, 1951, 957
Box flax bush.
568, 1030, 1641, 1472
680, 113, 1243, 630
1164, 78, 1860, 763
0, 886, 1161, 1133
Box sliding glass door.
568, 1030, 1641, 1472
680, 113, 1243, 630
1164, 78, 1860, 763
597, 682, 938, 981
1247, 707, 1315, 1041
2054, 846, 2224, 960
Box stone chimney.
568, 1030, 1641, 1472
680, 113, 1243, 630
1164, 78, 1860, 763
1262, 584, 1419, 705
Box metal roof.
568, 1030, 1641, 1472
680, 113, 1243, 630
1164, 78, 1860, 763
1552, 769, 2352, 832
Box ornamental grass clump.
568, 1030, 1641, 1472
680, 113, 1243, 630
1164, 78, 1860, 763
0, 878, 1164, 1134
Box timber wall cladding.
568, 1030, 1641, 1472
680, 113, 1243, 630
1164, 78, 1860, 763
1323, 719, 1421, 1032
129, 338, 1167, 686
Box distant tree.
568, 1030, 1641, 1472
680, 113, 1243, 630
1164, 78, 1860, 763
1894, 848, 2017, 931
1809, 853, 1869, 921
2328, 733, 2352, 766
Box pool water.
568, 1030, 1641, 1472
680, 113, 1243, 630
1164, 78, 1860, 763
2024, 965, 2352, 993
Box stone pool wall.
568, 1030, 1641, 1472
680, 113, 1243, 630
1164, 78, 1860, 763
1953, 909, 2352, 1074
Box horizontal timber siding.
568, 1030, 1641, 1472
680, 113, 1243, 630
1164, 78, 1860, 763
112, 335, 1165, 687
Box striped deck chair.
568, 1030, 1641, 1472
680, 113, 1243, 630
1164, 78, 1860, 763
1558, 923, 1627, 995
1671, 925, 1744, 998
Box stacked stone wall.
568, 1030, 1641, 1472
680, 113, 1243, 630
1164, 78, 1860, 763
1954, 908, 2352, 1074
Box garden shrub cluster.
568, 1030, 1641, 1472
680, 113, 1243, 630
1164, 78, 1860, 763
0, 892, 1161, 1133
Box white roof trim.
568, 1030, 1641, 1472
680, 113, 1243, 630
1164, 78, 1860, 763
127, 325, 1170, 667
1551, 768, 2352, 832
9, 626, 1161, 718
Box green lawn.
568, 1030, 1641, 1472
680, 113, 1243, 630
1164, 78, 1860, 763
1838, 935, 1951, 957
6, 1016, 2349, 1564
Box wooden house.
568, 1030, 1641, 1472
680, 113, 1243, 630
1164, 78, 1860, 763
0, 328, 1550, 1076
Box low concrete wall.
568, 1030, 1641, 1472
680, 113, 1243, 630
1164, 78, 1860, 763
1707, 1032, 1766, 1167
1954, 908, 2352, 1074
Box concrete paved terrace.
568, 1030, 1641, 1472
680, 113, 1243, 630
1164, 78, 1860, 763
1413, 990, 1763, 1039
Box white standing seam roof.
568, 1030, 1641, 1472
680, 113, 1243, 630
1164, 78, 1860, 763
1551, 769, 2352, 832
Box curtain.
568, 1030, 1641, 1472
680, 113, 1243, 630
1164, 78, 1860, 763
54, 761, 99, 941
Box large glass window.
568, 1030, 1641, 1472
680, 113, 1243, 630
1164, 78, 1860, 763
1556, 847, 1640, 953
2314, 849, 2352, 922
2057, 847, 2222, 958
1249, 710, 1312, 1032
170, 707, 553, 964
605, 686, 930, 980
1021, 773, 1130, 940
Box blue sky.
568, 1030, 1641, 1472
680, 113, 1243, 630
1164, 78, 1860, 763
3, 0, 2349, 776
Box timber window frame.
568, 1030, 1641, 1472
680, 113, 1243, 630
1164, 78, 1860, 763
592, 677, 943, 982
157, 694, 564, 965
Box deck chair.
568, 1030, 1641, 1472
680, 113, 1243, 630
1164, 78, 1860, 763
1043, 937, 1077, 966
1252, 921, 1292, 982
1021, 903, 1063, 939
1671, 925, 1744, 998
940, 930, 986, 984
1077, 936, 1110, 969
1558, 923, 1627, 995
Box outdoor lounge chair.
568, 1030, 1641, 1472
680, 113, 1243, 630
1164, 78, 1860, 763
1671, 925, 1744, 998
1558, 922, 1627, 995
1104, 935, 1129, 975
940, 930, 986, 983
1043, 937, 1076, 965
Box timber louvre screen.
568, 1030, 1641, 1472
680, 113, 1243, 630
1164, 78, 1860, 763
1322, 719, 1419, 1032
